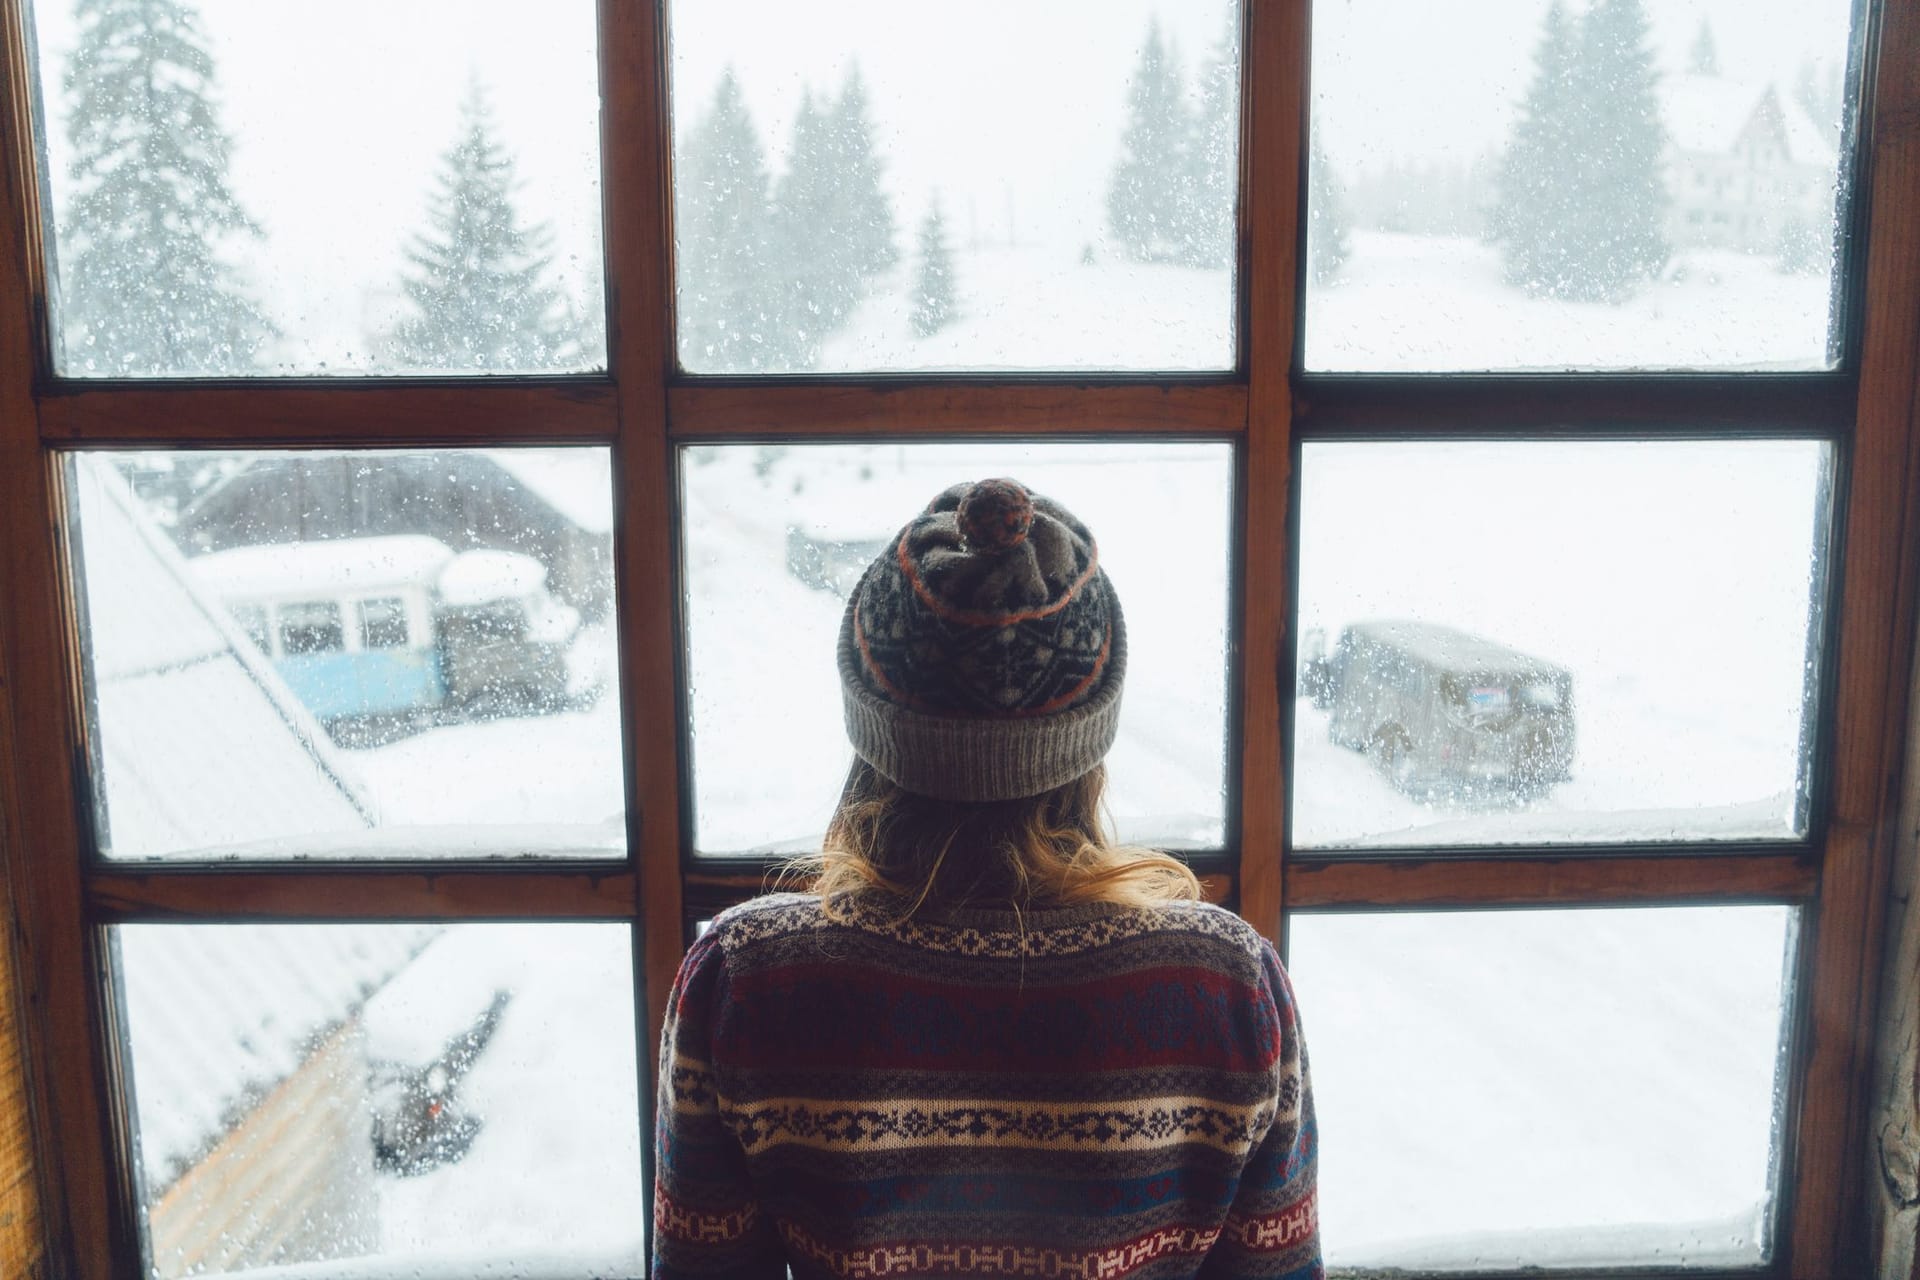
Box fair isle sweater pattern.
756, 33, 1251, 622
653, 893, 1322, 1280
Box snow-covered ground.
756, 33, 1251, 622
1296, 438, 1825, 847
1308, 230, 1837, 371
1294, 904, 1792, 1268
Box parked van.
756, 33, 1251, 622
192, 536, 596, 731
1302, 620, 1575, 798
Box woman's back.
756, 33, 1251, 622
654, 892, 1319, 1280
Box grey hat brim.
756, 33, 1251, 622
838, 590, 1127, 803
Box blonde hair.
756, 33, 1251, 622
784, 759, 1201, 918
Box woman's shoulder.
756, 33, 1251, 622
702, 891, 828, 949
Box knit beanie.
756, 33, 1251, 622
838, 477, 1126, 802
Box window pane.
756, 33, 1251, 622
1306, 0, 1857, 370
668, 1, 1239, 373
1290, 905, 1792, 1270
114, 923, 644, 1278
28, 0, 604, 376
68, 449, 623, 861
1293, 440, 1828, 849
682, 442, 1231, 852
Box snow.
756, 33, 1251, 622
1294, 439, 1823, 848
483, 449, 617, 536
118, 924, 435, 1190
191, 536, 456, 601
1292, 904, 1792, 1269
1307, 230, 1837, 371
436, 549, 548, 607
360, 925, 646, 1270
71, 458, 378, 861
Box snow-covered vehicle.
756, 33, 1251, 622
370, 988, 512, 1177
190, 536, 599, 732
785, 523, 891, 597
1311, 620, 1575, 799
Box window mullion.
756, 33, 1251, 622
1788, 0, 1920, 1266
1289, 848, 1818, 910
1238, 0, 1306, 944
665, 381, 1249, 439
0, 0, 128, 1270
84, 866, 638, 922
36, 381, 620, 448
598, 0, 682, 1054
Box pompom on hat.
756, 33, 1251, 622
839, 478, 1126, 802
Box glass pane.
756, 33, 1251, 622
668, 1, 1239, 373
683, 442, 1231, 852
115, 923, 644, 1278
1293, 440, 1828, 849
1306, 0, 1857, 370
1290, 905, 1792, 1270
68, 449, 624, 861
28, 0, 605, 376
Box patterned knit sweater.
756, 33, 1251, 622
653, 893, 1321, 1280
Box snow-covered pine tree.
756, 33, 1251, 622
677, 68, 780, 373
1307, 123, 1351, 286
1689, 19, 1720, 76
1566, 0, 1669, 301
1186, 11, 1241, 270
833, 66, 898, 284
386, 82, 576, 371
1108, 19, 1191, 262
910, 198, 956, 338
1487, 0, 1582, 295
59, 0, 274, 374
770, 89, 847, 368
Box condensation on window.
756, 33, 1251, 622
1305, 0, 1857, 371
67, 448, 625, 861
1292, 438, 1830, 849
668, 0, 1240, 374
28, 0, 606, 376
113, 922, 645, 1279
1291, 904, 1794, 1270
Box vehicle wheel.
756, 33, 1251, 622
1369, 728, 1417, 794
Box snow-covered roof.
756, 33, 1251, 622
438, 548, 549, 607
483, 449, 615, 536
190, 535, 456, 602
1662, 74, 1837, 170
119, 923, 437, 1193
73, 458, 377, 859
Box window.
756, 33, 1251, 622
0, 0, 1915, 1278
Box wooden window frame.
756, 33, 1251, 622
0, 1, 1915, 1277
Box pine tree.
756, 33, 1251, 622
59, 0, 274, 374
1487, 0, 1582, 296
770, 89, 846, 368
1307, 124, 1350, 286
769, 67, 898, 369
386, 82, 576, 371
910, 198, 956, 338
1187, 12, 1241, 270
1108, 19, 1191, 262
677, 69, 780, 373
1689, 19, 1719, 76
833, 66, 898, 283
1565, 0, 1669, 301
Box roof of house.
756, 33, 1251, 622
1662, 74, 1838, 170
189, 535, 457, 601
71, 459, 425, 1192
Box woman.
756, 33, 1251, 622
654, 478, 1321, 1280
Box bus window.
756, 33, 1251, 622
358, 597, 411, 651
280, 602, 345, 656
